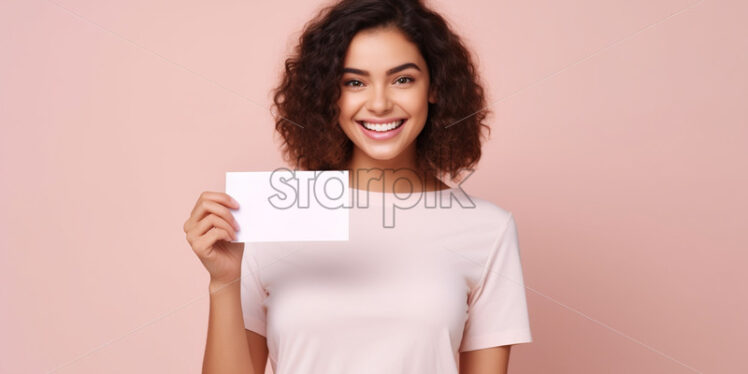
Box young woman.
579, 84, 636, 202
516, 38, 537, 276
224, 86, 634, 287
184, 0, 532, 373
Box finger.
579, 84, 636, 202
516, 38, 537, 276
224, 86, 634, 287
191, 191, 240, 217
194, 214, 237, 241
192, 199, 241, 232
186, 214, 234, 244
185, 192, 240, 234
193, 227, 233, 257
182, 191, 239, 232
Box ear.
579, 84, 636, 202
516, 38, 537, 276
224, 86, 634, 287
428, 88, 437, 104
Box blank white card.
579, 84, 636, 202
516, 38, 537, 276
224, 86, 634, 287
225, 170, 349, 242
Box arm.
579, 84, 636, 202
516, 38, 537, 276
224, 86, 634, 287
459, 345, 511, 374
203, 280, 267, 373
246, 329, 269, 374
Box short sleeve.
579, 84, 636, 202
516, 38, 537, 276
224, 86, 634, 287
240, 249, 268, 336
459, 213, 533, 352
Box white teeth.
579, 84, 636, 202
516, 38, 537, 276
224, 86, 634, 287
361, 119, 404, 132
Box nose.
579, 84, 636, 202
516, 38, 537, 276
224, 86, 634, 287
365, 84, 392, 114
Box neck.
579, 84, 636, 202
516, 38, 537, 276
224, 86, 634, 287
345, 146, 448, 193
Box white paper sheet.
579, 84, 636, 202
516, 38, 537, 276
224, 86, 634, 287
225, 170, 349, 242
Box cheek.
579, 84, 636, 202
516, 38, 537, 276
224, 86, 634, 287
337, 95, 357, 119
399, 89, 430, 112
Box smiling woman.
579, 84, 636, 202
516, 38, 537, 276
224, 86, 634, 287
191, 1, 533, 373
337, 27, 436, 166
271, 0, 493, 192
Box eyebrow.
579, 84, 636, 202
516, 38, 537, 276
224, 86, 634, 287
342, 62, 421, 76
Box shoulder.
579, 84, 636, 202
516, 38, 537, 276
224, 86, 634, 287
446, 188, 513, 224
467, 194, 512, 217
433, 188, 515, 240
470, 194, 515, 236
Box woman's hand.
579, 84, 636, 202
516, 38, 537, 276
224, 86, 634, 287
183, 191, 243, 289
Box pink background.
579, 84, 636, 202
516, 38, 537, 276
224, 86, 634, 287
1, 0, 746, 373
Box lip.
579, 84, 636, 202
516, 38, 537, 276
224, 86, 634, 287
356, 118, 407, 141
357, 117, 406, 124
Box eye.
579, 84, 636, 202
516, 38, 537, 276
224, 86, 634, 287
343, 79, 364, 87
395, 76, 414, 85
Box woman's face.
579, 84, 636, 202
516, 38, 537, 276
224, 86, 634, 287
337, 26, 436, 165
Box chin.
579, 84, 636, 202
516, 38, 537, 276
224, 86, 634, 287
358, 147, 403, 161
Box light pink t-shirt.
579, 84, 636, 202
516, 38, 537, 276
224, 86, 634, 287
240, 187, 532, 373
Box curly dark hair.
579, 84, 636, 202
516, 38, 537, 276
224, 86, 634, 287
271, 0, 491, 183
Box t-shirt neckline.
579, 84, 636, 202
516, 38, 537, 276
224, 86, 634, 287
347, 186, 458, 195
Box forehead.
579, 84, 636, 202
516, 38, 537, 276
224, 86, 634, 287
342, 27, 426, 71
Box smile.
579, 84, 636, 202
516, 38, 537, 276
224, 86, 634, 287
357, 119, 405, 132
356, 118, 407, 140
